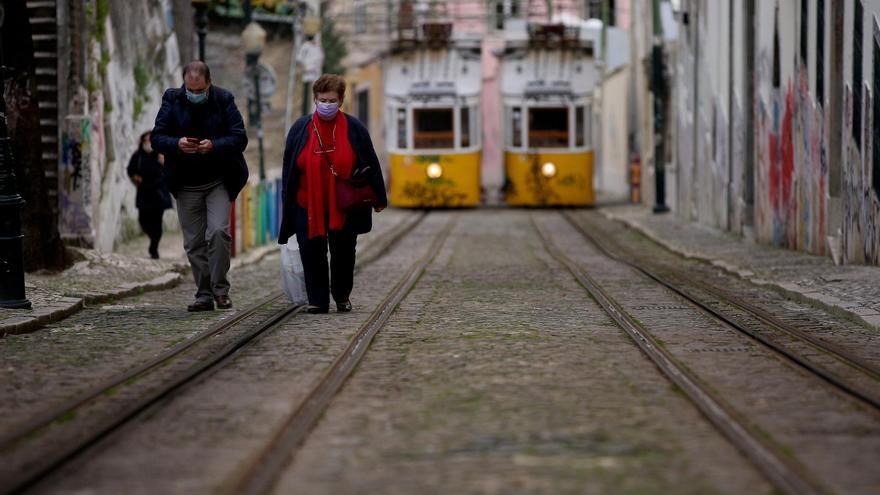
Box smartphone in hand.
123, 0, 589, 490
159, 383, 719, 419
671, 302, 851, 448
186, 137, 200, 143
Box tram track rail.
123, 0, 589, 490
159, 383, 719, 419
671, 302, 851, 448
562, 211, 880, 412
532, 213, 828, 495
0, 210, 428, 495
227, 215, 456, 495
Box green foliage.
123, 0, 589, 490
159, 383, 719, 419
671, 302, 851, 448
210, 0, 294, 18
87, 75, 100, 93
99, 49, 111, 78
132, 62, 152, 120
134, 63, 150, 92
321, 4, 347, 75
96, 0, 110, 42
133, 98, 144, 121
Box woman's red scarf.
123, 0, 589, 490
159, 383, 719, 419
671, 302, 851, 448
297, 112, 355, 239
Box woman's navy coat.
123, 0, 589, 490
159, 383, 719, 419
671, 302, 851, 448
150, 85, 249, 201
278, 113, 388, 245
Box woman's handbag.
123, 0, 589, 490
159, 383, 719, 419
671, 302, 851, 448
313, 121, 379, 212
333, 169, 380, 212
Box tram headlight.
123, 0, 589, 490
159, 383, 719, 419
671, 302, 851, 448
426, 162, 443, 179
541, 162, 557, 178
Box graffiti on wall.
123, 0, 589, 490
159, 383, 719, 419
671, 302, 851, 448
794, 65, 827, 255
60, 117, 94, 238
730, 92, 745, 233
754, 79, 796, 248
843, 81, 880, 265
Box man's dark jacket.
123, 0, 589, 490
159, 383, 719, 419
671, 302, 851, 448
150, 85, 248, 201
278, 113, 388, 245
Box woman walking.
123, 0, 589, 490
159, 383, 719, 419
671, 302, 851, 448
127, 131, 172, 259
277, 74, 387, 313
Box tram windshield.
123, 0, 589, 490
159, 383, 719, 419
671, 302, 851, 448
528, 107, 569, 148
414, 108, 455, 149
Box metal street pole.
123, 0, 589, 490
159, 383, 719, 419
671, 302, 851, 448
251, 55, 265, 180
284, 6, 303, 132
241, 0, 265, 179
192, 0, 209, 61
650, 0, 669, 213
0, 20, 32, 309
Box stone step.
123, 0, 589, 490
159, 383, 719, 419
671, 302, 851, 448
28, 16, 56, 24
44, 169, 58, 179
28, 17, 57, 34
42, 152, 58, 161
35, 67, 57, 76
32, 33, 57, 42
37, 101, 58, 110
41, 135, 58, 144
39, 118, 58, 127
27, 1, 57, 9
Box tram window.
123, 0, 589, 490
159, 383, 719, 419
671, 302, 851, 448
397, 108, 407, 149
414, 108, 455, 149
528, 107, 569, 148
585, 103, 592, 148
575, 106, 585, 147
460, 107, 471, 148
510, 107, 522, 147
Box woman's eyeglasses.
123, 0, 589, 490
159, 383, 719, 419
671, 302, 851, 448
312, 121, 337, 154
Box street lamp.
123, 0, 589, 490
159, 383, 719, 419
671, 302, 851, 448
300, 12, 321, 116
191, 0, 210, 62
242, 20, 267, 180
0, 8, 32, 309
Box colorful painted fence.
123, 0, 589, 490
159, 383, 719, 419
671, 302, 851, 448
230, 178, 284, 258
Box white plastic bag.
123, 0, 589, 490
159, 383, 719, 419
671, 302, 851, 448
280, 239, 308, 305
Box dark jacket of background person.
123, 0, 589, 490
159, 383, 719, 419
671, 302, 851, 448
150, 85, 249, 200
126, 148, 172, 211
278, 113, 387, 244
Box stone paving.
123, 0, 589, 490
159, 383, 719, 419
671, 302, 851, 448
0, 210, 411, 439
275, 210, 771, 494
5, 208, 880, 494
26, 210, 444, 494
557, 211, 880, 495
0, 229, 276, 335
601, 205, 880, 330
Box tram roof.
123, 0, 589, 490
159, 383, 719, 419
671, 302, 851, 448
390, 21, 482, 53
499, 20, 598, 53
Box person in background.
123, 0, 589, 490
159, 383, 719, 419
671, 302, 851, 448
127, 131, 172, 259
277, 74, 387, 314
151, 61, 249, 312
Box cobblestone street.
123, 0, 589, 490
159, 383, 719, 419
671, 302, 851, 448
7, 1, 880, 493
3, 208, 879, 494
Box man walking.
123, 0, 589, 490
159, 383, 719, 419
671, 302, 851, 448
151, 61, 248, 311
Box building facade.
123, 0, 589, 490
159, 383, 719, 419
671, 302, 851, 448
628, 0, 880, 266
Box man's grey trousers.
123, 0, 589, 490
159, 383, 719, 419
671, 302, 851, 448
176, 184, 231, 303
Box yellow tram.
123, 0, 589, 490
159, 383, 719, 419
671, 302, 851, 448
386, 23, 482, 208
498, 22, 596, 206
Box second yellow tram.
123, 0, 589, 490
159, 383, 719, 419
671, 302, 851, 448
499, 22, 596, 206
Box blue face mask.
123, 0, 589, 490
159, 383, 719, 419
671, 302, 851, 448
186, 89, 208, 104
